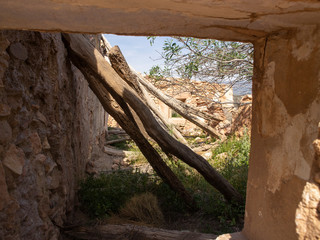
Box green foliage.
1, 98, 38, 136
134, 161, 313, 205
148, 65, 163, 80
171, 111, 182, 118
78, 134, 250, 233
147, 37, 253, 95
211, 133, 250, 196
110, 140, 132, 150
163, 133, 250, 230
78, 170, 156, 218
147, 36, 157, 46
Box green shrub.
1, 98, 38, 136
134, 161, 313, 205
163, 133, 250, 229
78, 133, 250, 233
78, 170, 156, 218
211, 133, 250, 197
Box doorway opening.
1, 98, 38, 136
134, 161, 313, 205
78, 34, 253, 235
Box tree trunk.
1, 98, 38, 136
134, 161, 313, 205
64, 224, 218, 240
62, 33, 242, 203
108, 45, 188, 145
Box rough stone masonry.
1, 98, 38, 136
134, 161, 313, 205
0, 30, 106, 240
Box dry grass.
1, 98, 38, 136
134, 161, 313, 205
118, 192, 164, 226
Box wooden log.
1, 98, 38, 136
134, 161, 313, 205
108, 45, 188, 145
65, 224, 218, 240
62, 35, 195, 207
101, 35, 221, 126
62, 33, 242, 203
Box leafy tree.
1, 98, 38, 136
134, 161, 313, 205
147, 37, 253, 97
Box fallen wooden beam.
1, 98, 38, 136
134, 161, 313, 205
62, 33, 242, 203
64, 224, 218, 240
62, 33, 195, 207
108, 45, 189, 145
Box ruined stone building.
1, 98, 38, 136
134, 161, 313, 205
0, 1, 320, 240
109, 77, 235, 135
150, 78, 235, 135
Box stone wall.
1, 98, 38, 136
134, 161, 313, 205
0, 30, 107, 239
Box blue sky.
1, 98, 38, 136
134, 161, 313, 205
104, 34, 169, 74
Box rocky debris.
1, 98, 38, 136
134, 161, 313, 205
108, 77, 231, 137
108, 77, 252, 139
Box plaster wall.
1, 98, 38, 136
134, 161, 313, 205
244, 26, 320, 240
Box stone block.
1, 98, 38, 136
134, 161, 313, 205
42, 137, 50, 150
36, 111, 47, 125
29, 131, 42, 155
16, 130, 42, 155
8, 42, 28, 61
3, 144, 25, 175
